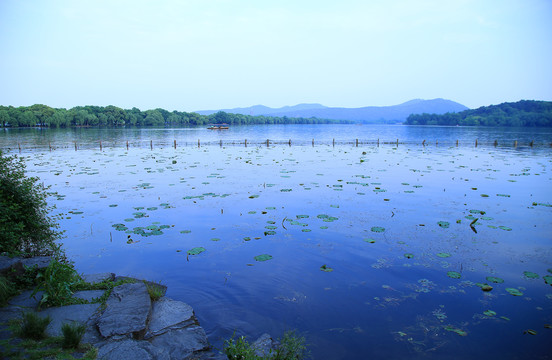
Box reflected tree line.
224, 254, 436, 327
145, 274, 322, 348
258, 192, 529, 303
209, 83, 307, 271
405, 100, 552, 127
0, 104, 348, 128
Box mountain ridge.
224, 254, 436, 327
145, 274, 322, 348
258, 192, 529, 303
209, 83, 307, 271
196, 98, 469, 123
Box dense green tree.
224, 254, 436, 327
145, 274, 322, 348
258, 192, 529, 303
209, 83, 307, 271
405, 100, 552, 127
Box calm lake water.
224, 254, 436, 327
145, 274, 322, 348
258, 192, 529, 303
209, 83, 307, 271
2, 125, 552, 359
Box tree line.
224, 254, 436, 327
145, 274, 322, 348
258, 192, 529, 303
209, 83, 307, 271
404, 100, 552, 127
0, 104, 350, 128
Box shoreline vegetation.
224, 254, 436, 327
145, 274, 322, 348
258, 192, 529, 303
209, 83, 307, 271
0, 104, 350, 128
404, 100, 552, 127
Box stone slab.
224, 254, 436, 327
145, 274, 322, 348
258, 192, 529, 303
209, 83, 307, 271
145, 297, 197, 339
97, 339, 170, 360
73, 290, 105, 302
82, 272, 115, 284
40, 303, 101, 337
150, 325, 210, 359
97, 282, 151, 339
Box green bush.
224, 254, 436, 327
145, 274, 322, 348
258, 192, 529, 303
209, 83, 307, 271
224, 334, 260, 360
14, 312, 51, 340
32, 259, 83, 308
223, 331, 309, 360
0, 150, 63, 257
0, 275, 16, 305
61, 321, 87, 349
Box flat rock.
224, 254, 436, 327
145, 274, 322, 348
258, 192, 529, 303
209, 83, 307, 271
252, 333, 278, 357
73, 290, 105, 302
82, 272, 115, 284
97, 339, 170, 360
40, 303, 101, 337
0, 256, 20, 273
7, 290, 43, 309
149, 325, 210, 359
98, 282, 151, 339
145, 297, 197, 339
20, 256, 51, 269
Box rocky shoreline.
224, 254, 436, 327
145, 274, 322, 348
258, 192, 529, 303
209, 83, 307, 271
0, 256, 277, 359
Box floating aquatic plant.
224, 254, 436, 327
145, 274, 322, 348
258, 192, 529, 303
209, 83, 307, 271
320, 264, 334, 272
543, 275, 552, 286
523, 271, 539, 279
447, 271, 461, 279
254, 254, 273, 262
363, 239, 376, 244
371, 226, 385, 233
187, 247, 205, 255
436, 253, 451, 258
505, 288, 523, 296
483, 310, 496, 317
404, 253, 414, 259
437, 221, 450, 229
444, 326, 467, 336
486, 276, 504, 284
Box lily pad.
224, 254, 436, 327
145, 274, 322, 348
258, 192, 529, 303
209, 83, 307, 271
498, 226, 512, 231
264, 231, 276, 236
187, 247, 205, 256
437, 221, 450, 228
483, 310, 496, 317
254, 254, 273, 262
444, 326, 467, 336
436, 252, 451, 258
371, 226, 385, 233
363, 238, 376, 244
447, 271, 461, 279
505, 288, 523, 296
523, 271, 539, 279
543, 275, 552, 285
404, 253, 414, 259
320, 264, 334, 272
486, 276, 504, 284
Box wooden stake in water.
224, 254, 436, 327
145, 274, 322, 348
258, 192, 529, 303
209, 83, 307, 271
18, 142, 21, 152
150, 140, 153, 150
396, 139, 399, 147
312, 139, 314, 147
198, 139, 200, 148
456, 140, 458, 147
174, 140, 177, 149
100, 141, 102, 151
220, 140, 222, 147
377, 139, 380, 147
475, 139, 478, 147
245, 139, 247, 147
514, 140, 517, 147
289, 139, 291, 147
494, 140, 498, 147
74, 142, 77, 151
49, 142, 51, 151
422, 140, 426, 146
266, 139, 269, 147
356, 139, 358, 147
332, 138, 335, 147
530, 140, 534, 147
126, 141, 129, 150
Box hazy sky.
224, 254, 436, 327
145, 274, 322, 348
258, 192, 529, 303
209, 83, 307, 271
1, 0, 551, 111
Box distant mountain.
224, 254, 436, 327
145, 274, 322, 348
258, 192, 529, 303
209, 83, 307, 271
195, 99, 468, 123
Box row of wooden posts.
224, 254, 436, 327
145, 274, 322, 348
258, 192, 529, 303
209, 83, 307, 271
14, 138, 546, 152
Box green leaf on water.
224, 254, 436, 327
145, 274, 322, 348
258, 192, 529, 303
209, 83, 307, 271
211, 238, 220, 241
469, 209, 486, 215
320, 226, 328, 229
302, 229, 311, 232
320, 264, 334, 272
254, 254, 273, 262
404, 253, 414, 259
498, 226, 512, 231
265, 225, 277, 230
243, 237, 251, 241
505, 288, 523, 296
363, 238, 376, 244
296, 215, 309, 219
486, 276, 504, 283
523, 271, 539, 279
180, 230, 191, 234
249, 195, 259, 199
447, 271, 461, 279
436, 252, 451, 258
109, 204, 118, 208
483, 310, 496, 317
437, 221, 450, 228
543, 275, 552, 285
187, 247, 205, 256
264, 231, 276, 236
444, 326, 467, 336
371, 226, 385, 233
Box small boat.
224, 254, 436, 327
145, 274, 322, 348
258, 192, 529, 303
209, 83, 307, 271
207, 123, 229, 130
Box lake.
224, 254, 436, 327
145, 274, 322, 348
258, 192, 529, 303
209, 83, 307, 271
1, 125, 551, 359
